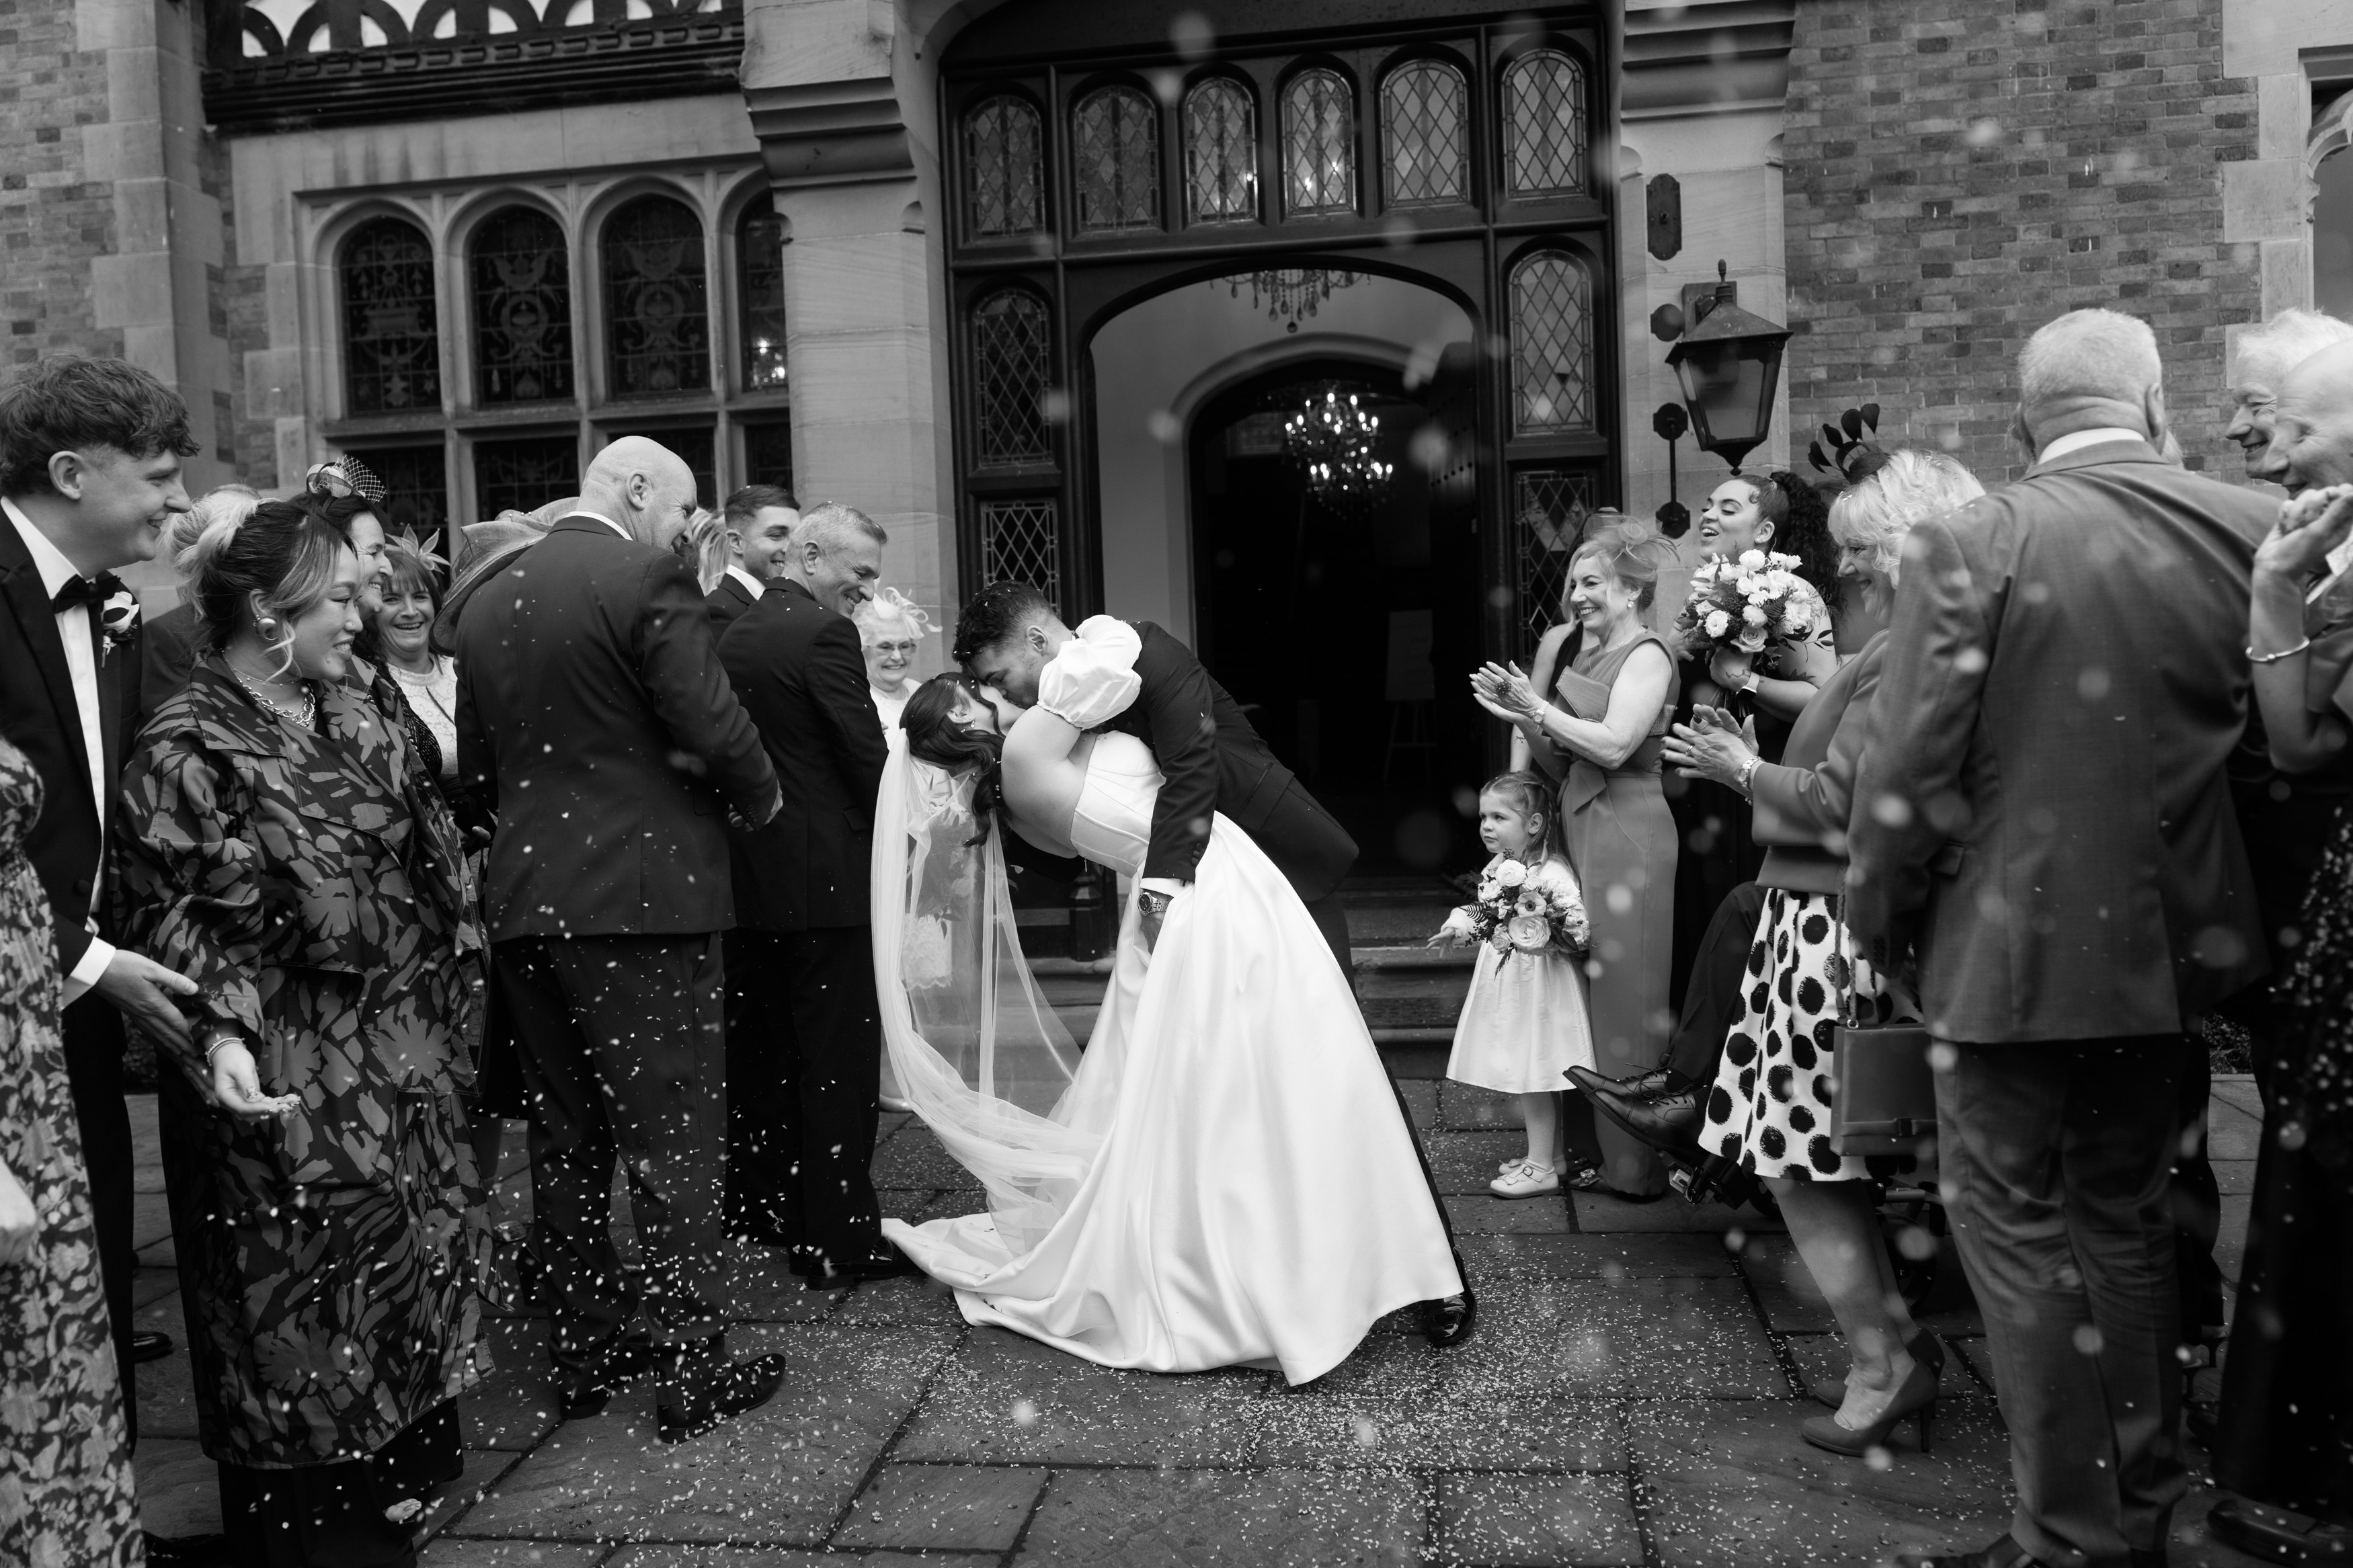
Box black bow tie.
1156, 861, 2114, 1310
50, 573, 125, 612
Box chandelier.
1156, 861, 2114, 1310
1218, 268, 1365, 333
1284, 386, 1394, 513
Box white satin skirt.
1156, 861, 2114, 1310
882, 813, 1462, 1386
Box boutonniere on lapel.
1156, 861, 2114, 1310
97, 584, 141, 664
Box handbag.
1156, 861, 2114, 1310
1828, 921, 1939, 1158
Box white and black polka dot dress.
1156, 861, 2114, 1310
1699, 889, 1898, 1184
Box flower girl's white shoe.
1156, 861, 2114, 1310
1488, 1157, 1561, 1199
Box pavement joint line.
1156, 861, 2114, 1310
1728, 1235, 1817, 1401
993, 1462, 1059, 1568
423, 1435, 530, 1548
818, 1315, 974, 1549
1621, 1396, 1663, 1568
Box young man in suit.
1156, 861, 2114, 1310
953, 583, 1476, 1349
713, 502, 900, 1283
452, 436, 791, 1442
0, 356, 202, 1448
1848, 311, 2275, 1568
704, 483, 799, 636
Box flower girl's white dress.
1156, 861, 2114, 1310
1443, 853, 1597, 1096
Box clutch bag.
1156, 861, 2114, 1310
1829, 1017, 1938, 1157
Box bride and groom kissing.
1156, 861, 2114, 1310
871, 581, 1475, 1384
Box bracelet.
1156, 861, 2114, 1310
2247, 638, 2312, 664
1734, 758, 1762, 798
203, 1035, 243, 1067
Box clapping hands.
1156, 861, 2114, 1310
1469, 663, 1543, 727
1661, 704, 1759, 788
2262, 483, 2353, 584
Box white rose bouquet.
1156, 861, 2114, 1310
1671, 548, 1815, 664
1447, 858, 1589, 960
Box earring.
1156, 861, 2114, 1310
257, 618, 278, 638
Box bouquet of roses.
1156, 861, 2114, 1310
1672, 548, 1814, 661
1449, 858, 1591, 960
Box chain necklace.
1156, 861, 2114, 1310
229, 665, 317, 730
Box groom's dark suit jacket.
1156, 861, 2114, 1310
1098, 620, 1357, 903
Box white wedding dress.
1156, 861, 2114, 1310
875, 630, 1462, 1386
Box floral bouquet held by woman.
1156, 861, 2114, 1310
1673, 548, 1819, 679
1447, 856, 1592, 960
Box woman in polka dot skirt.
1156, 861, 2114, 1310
1663, 448, 1985, 1461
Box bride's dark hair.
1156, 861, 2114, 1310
901, 673, 1005, 843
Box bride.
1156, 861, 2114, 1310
873, 624, 1464, 1385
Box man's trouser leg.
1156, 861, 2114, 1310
723, 928, 796, 1242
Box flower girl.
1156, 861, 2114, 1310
1431, 772, 1596, 1198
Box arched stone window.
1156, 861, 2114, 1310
737, 195, 789, 392
963, 95, 1045, 239
969, 289, 1053, 466
1073, 85, 1160, 233
1509, 249, 1593, 433
341, 215, 440, 415
1282, 68, 1355, 217
1382, 60, 1468, 208
1183, 77, 1257, 226
602, 195, 709, 399
1501, 49, 1588, 197
470, 206, 572, 405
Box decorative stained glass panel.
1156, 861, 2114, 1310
1183, 78, 1256, 226
473, 434, 580, 521
744, 421, 793, 489
1282, 69, 1355, 217
471, 206, 573, 405
1510, 249, 1593, 434
1383, 60, 1468, 207
1502, 48, 1587, 196
979, 498, 1060, 604
970, 290, 1052, 467
346, 444, 449, 544
603, 196, 709, 399
1512, 468, 1595, 654
963, 95, 1045, 239
737, 196, 789, 392
342, 216, 440, 415
1073, 86, 1159, 233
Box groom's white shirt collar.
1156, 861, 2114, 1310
724, 563, 766, 599
2035, 427, 2147, 463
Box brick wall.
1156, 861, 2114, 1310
1783, 0, 2260, 485
0, 0, 121, 366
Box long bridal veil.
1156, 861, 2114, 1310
871, 729, 1092, 1255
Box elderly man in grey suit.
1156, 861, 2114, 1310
1849, 310, 2274, 1568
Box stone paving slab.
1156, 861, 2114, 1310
1446, 1194, 1577, 1234
1458, 1232, 1739, 1279
1010, 1467, 1424, 1567
1439, 1079, 1524, 1131
422, 1540, 610, 1565
1434, 1473, 1645, 1567
873, 1126, 988, 1189
1425, 1128, 1538, 1194
2208, 1075, 2262, 1123
448, 1324, 955, 1547
1572, 1192, 1766, 1234
836, 1461, 1049, 1551
608, 1551, 973, 1567
134, 1436, 220, 1538
2213, 1159, 2254, 1196
826, 1272, 970, 1331
2206, 1106, 2262, 1162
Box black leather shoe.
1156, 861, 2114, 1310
557, 1332, 660, 1420
144, 1534, 231, 1567
1581, 1077, 1706, 1159
2207, 1496, 2353, 1563
130, 1329, 173, 1363
656, 1336, 788, 1442
1565, 1065, 1685, 1102
793, 1247, 919, 1287
1419, 1288, 1476, 1349
1895, 1536, 2043, 1568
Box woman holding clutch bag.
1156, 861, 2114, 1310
1661, 450, 1984, 1462
1475, 513, 1679, 1200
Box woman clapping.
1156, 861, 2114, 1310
114, 500, 493, 1568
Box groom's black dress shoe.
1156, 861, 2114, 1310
1567, 1066, 1706, 1158
557, 1331, 661, 1420
2208, 1497, 2353, 1563
1420, 1288, 1476, 1348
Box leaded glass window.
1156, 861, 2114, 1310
473, 434, 580, 520
979, 498, 1060, 604
744, 421, 793, 489
1282, 69, 1356, 218
737, 196, 789, 393
1510, 249, 1594, 434
346, 445, 450, 544
1383, 60, 1468, 208
471, 206, 573, 405
970, 290, 1052, 466
1073, 86, 1159, 233
964, 95, 1045, 239
1501, 48, 1587, 197
342, 216, 440, 415
1513, 468, 1595, 653
602, 196, 709, 399
1183, 78, 1256, 226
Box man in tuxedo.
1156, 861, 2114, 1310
953, 581, 1476, 1348
1847, 311, 2273, 1568
704, 483, 799, 636
0, 356, 202, 1448
453, 436, 790, 1441
713, 501, 898, 1282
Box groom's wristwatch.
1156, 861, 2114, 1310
1138, 889, 1174, 920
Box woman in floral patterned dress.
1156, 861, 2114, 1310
0, 734, 141, 1566
113, 501, 492, 1568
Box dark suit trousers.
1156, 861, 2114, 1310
722, 927, 887, 1272
1664, 882, 1768, 1084
62, 993, 136, 1447
1936, 1037, 2188, 1568
495, 934, 729, 1366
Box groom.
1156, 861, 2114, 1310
954, 580, 1475, 1347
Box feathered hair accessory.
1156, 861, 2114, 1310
1807, 405, 1892, 488
856, 585, 936, 638
305, 456, 389, 505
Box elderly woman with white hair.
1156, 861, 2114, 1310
1660, 448, 1986, 1460
2227, 307, 2353, 487
854, 587, 933, 729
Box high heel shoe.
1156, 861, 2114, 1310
1800, 1352, 1940, 1456
1810, 1327, 1945, 1408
